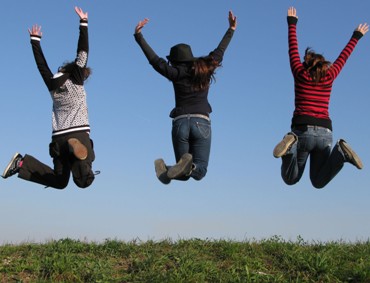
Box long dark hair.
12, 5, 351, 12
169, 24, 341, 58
191, 56, 221, 92
303, 48, 331, 84
58, 62, 92, 81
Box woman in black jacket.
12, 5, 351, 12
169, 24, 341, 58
134, 11, 237, 184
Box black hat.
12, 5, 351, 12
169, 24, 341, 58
166, 43, 196, 63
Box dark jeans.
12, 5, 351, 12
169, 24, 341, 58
172, 116, 211, 181
281, 126, 345, 189
18, 131, 95, 189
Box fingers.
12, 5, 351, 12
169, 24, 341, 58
135, 18, 149, 34
288, 6, 297, 18
28, 24, 42, 36
228, 10, 237, 30
357, 23, 369, 35
75, 6, 88, 19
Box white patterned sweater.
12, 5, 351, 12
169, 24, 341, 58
30, 20, 90, 136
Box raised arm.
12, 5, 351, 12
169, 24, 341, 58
74, 6, 89, 68
287, 7, 304, 76
134, 18, 180, 80
210, 10, 237, 63
330, 22, 369, 79
28, 24, 53, 90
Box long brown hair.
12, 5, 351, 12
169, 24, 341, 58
58, 62, 92, 81
303, 48, 331, 83
191, 56, 221, 92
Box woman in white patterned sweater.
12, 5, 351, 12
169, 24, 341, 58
2, 7, 96, 189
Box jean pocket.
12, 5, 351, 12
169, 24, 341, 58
196, 122, 211, 139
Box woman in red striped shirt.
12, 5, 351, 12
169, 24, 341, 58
273, 7, 368, 188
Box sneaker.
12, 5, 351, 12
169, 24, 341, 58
2, 153, 23, 178
167, 153, 193, 179
273, 133, 297, 158
154, 159, 171, 185
68, 138, 88, 160
339, 140, 363, 169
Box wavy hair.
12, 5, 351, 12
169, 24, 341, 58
191, 56, 221, 92
303, 48, 331, 84
58, 62, 92, 81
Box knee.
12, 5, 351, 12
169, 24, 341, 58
72, 162, 95, 189
191, 165, 207, 181
282, 177, 299, 186
311, 181, 326, 189
53, 178, 69, 190
74, 174, 94, 189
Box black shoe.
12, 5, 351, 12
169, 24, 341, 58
154, 159, 171, 185
273, 133, 297, 158
2, 153, 23, 178
167, 153, 193, 179
339, 140, 363, 169
68, 138, 88, 160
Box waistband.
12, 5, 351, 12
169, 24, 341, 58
173, 114, 210, 122
293, 125, 331, 132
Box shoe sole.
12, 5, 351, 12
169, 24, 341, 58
68, 138, 88, 160
340, 142, 363, 169
2, 152, 20, 178
273, 135, 296, 158
167, 153, 193, 179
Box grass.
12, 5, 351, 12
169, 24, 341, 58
0, 236, 369, 282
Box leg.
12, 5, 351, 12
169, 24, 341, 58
168, 117, 192, 181
281, 130, 310, 185
18, 152, 70, 189
188, 117, 211, 181
70, 132, 95, 188
310, 129, 361, 188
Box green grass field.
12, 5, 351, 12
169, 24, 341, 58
0, 236, 369, 282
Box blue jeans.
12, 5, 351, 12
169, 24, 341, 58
281, 126, 345, 188
172, 116, 211, 181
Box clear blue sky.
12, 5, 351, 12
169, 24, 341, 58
1, 0, 370, 243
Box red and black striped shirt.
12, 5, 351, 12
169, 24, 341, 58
288, 16, 363, 130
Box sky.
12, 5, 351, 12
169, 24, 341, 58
0, 0, 370, 244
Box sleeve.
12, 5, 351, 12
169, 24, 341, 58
69, 19, 89, 85
287, 16, 305, 76
134, 32, 180, 81
209, 28, 234, 63
30, 35, 53, 90
329, 31, 362, 80
75, 19, 89, 68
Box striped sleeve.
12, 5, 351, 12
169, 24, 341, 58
288, 17, 304, 77
329, 32, 362, 80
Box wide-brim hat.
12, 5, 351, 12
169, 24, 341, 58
166, 43, 196, 63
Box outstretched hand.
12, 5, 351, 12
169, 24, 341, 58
75, 6, 88, 20
228, 10, 237, 30
288, 7, 298, 19
28, 24, 42, 37
356, 23, 369, 35
135, 18, 149, 34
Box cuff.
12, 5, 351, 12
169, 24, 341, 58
30, 35, 41, 41
80, 19, 88, 27
287, 16, 298, 25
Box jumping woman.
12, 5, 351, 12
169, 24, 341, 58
2, 7, 96, 189
273, 7, 368, 188
134, 11, 237, 184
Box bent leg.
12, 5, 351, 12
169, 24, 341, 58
188, 118, 211, 181
71, 134, 95, 188
18, 154, 70, 189
310, 141, 344, 189
281, 131, 309, 185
